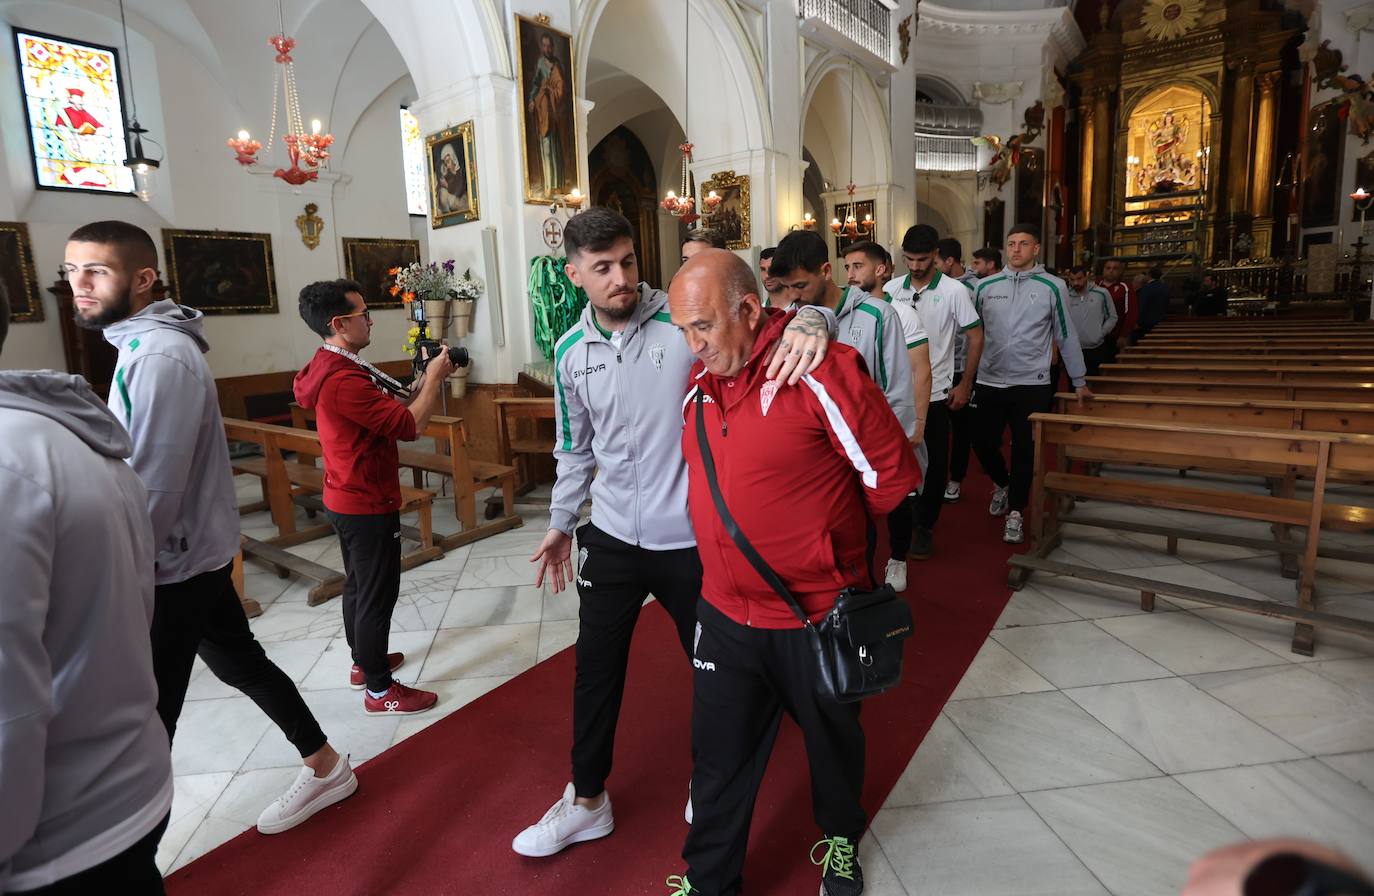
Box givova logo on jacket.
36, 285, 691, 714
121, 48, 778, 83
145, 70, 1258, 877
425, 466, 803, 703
573, 363, 607, 378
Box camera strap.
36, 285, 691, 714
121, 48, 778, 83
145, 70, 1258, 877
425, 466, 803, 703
319, 343, 411, 399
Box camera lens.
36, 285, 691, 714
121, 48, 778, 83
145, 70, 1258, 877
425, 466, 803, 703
448, 346, 470, 368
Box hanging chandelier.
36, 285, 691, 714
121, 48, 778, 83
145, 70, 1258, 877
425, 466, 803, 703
830, 60, 875, 240
117, 0, 161, 201
662, 0, 698, 224
226, 1, 333, 185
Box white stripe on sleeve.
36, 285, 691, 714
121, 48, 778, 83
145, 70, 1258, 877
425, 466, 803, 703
801, 374, 878, 488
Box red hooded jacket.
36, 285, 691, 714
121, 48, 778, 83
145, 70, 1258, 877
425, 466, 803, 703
292, 347, 417, 515
682, 312, 922, 630
1099, 279, 1137, 343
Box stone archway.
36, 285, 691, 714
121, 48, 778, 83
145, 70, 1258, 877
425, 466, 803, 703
589, 126, 663, 288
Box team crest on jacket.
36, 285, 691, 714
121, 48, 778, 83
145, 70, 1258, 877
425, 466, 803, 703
849, 327, 863, 343
650, 343, 665, 371
760, 380, 779, 416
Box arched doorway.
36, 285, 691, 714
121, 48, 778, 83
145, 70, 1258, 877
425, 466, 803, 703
589, 125, 662, 288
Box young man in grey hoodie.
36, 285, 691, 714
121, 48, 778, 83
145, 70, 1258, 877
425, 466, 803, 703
0, 284, 171, 892
970, 223, 1093, 544
516, 208, 834, 858
65, 221, 354, 836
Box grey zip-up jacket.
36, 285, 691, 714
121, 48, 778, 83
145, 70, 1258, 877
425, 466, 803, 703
550, 285, 697, 549
0, 371, 172, 891
831, 287, 917, 438
1066, 284, 1119, 350
973, 264, 1088, 388
103, 300, 240, 585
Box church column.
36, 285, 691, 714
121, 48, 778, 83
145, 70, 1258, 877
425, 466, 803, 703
1250, 69, 1281, 258
1226, 57, 1256, 219
1089, 85, 1113, 253
1078, 101, 1094, 239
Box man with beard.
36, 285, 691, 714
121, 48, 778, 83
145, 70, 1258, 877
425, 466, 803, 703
514, 207, 835, 858
65, 221, 354, 836
842, 239, 931, 591
1097, 257, 1137, 355
528, 32, 569, 195
758, 247, 786, 307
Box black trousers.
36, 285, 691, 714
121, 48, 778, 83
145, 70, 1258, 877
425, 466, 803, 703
915, 399, 951, 530
1081, 343, 1114, 378
682, 601, 866, 896
152, 563, 327, 757
22, 814, 169, 895
948, 372, 974, 483
327, 510, 402, 693
971, 383, 1056, 513
572, 522, 701, 798
886, 494, 916, 559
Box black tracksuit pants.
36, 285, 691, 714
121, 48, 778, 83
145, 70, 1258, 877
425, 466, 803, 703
682, 600, 866, 896
949, 372, 973, 482
972, 383, 1057, 513
327, 509, 403, 694
887, 495, 915, 559
152, 563, 327, 757
571, 522, 701, 798
23, 815, 170, 895
915, 399, 951, 529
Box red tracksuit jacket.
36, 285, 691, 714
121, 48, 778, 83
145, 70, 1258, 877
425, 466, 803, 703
1099, 279, 1137, 343
682, 312, 922, 630
293, 347, 417, 515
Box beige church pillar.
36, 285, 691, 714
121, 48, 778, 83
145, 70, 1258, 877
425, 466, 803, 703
1250, 70, 1281, 257
1090, 86, 1113, 247
1226, 58, 1256, 218
1078, 102, 1094, 238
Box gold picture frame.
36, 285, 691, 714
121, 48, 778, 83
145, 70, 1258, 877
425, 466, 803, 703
342, 237, 421, 309
515, 14, 579, 204
0, 221, 43, 322
161, 229, 278, 315
701, 170, 751, 250
426, 121, 480, 228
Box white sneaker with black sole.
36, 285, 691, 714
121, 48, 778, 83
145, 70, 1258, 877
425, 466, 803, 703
1003, 510, 1025, 544
512, 783, 614, 857
884, 558, 907, 593
988, 486, 1009, 517
256, 754, 358, 834
943, 481, 961, 503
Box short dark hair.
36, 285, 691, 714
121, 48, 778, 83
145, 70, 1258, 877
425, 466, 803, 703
0, 276, 9, 355
1148, 266, 1164, 280
842, 239, 886, 266
564, 207, 634, 259
936, 237, 963, 263
1102, 256, 1124, 266
1007, 222, 1041, 243
684, 229, 727, 250
769, 230, 829, 278
972, 247, 1002, 267
759, 247, 776, 262
901, 224, 939, 254
67, 220, 158, 271
1067, 262, 1091, 274
298, 279, 364, 339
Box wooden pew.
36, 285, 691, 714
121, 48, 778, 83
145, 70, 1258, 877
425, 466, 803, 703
1087, 377, 1374, 404
488, 397, 556, 519
1011, 414, 1374, 656
1100, 364, 1374, 383
225, 418, 444, 605
1126, 343, 1374, 354
288, 404, 522, 550
1118, 354, 1374, 367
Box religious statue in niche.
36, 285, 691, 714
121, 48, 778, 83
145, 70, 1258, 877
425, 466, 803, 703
1309, 39, 1374, 144
972, 101, 1044, 192
1135, 109, 1200, 194
296, 203, 324, 250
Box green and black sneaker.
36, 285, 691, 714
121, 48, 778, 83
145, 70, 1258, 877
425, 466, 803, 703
812, 835, 864, 896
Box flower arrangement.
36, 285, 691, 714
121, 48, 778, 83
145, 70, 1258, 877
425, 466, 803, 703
388, 259, 482, 304
402, 324, 423, 358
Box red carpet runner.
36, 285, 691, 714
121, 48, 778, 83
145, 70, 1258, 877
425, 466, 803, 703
169, 473, 1019, 895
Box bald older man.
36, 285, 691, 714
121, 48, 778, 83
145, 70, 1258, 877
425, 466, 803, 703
665, 250, 921, 896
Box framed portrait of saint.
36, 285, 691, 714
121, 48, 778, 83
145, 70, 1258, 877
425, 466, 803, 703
426, 121, 479, 228
700, 170, 751, 250
1304, 103, 1343, 228
0, 221, 43, 322
515, 15, 579, 204
161, 229, 278, 315
342, 237, 421, 309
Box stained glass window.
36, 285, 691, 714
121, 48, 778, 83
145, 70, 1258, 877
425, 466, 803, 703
16, 29, 132, 194
400, 107, 427, 216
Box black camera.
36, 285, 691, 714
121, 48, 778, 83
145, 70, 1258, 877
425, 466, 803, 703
414, 340, 470, 374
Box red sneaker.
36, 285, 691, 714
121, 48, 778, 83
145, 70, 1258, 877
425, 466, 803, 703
349, 652, 405, 690
364, 682, 438, 715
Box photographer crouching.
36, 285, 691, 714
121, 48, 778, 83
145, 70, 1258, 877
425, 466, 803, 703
293, 279, 457, 715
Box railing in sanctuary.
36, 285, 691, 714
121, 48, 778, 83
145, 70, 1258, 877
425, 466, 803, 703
797, 0, 894, 64
1208, 258, 1364, 312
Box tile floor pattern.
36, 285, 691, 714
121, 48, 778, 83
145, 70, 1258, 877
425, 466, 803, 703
158, 474, 1374, 895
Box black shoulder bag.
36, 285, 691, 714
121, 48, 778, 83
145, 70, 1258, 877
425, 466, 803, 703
693, 391, 913, 703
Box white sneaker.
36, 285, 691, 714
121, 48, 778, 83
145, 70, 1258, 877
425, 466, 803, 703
1003, 510, 1025, 544
685, 781, 693, 825
884, 558, 907, 593
256, 754, 358, 834
989, 486, 1009, 517
512, 783, 614, 857
943, 481, 962, 503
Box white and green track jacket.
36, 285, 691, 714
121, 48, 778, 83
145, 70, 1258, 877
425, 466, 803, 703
972, 264, 1088, 389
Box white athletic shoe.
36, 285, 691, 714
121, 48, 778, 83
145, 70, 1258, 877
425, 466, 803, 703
256, 754, 358, 834
512, 783, 614, 857
685, 781, 693, 825
989, 486, 1009, 517
1003, 510, 1025, 544
884, 558, 907, 593
943, 481, 962, 503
